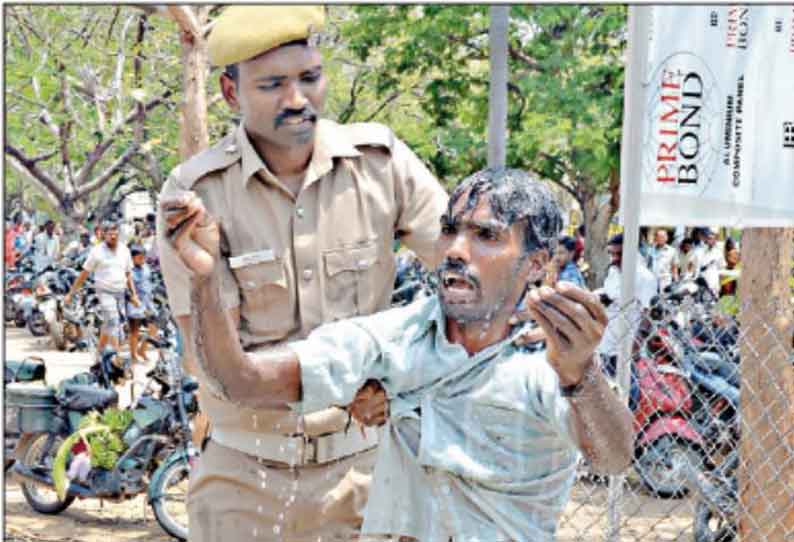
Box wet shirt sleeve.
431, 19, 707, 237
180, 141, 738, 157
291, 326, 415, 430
289, 319, 385, 414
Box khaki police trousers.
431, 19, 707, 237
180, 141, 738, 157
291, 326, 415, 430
187, 439, 377, 542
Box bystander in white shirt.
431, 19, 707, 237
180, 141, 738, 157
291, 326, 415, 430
648, 243, 678, 291
693, 242, 725, 296
32, 232, 60, 272
597, 260, 658, 359
83, 242, 133, 293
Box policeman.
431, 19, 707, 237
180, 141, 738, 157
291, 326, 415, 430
156, 6, 448, 541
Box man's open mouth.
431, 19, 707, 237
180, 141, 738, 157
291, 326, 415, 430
440, 272, 479, 302
281, 117, 312, 126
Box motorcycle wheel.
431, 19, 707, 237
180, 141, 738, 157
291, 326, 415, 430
150, 453, 191, 541
50, 318, 66, 351
15, 310, 27, 328
5, 300, 17, 321
27, 312, 49, 337
694, 499, 736, 542
17, 433, 75, 514
635, 436, 702, 499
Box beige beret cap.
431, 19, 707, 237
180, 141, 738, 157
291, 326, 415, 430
208, 5, 325, 67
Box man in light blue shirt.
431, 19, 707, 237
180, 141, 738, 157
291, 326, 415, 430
175, 168, 634, 541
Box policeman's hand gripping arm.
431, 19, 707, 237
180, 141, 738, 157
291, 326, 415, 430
161, 191, 220, 277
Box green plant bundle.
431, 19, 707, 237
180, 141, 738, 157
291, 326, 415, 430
53, 426, 111, 501
51, 408, 135, 500
79, 409, 134, 470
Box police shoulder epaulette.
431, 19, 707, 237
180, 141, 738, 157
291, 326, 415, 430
173, 134, 241, 190
344, 122, 396, 152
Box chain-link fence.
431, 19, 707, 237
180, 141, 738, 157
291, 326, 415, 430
557, 278, 794, 542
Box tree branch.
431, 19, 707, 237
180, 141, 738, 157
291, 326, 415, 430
31, 150, 59, 164
76, 145, 139, 198
37, 109, 60, 138
9, 7, 44, 44
75, 140, 114, 186
7, 90, 48, 109
167, 6, 201, 41
106, 6, 120, 45
5, 145, 64, 201
338, 69, 366, 123
75, 88, 172, 186
60, 120, 75, 189
364, 91, 402, 122
507, 45, 546, 72
538, 152, 579, 200
112, 14, 137, 127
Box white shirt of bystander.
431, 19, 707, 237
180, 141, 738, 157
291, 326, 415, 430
83, 242, 132, 293
597, 261, 658, 358
693, 242, 725, 295
648, 244, 678, 291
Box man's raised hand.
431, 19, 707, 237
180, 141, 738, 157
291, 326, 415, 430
161, 190, 220, 276
525, 282, 608, 387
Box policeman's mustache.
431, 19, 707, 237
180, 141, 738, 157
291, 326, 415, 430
274, 107, 318, 129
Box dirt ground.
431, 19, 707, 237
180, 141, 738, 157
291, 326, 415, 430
3, 477, 696, 542
3, 326, 698, 541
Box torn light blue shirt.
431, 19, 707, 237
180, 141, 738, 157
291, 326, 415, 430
290, 295, 580, 542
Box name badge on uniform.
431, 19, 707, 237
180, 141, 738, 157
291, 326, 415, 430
228, 249, 276, 269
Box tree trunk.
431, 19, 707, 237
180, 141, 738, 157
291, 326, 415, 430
737, 228, 794, 541
176, 13, 210, 160
582, 191, 613, 289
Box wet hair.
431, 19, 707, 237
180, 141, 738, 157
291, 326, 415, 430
223, 39, 310, 83
558, 235, 577, 252
445, 167, 563, 256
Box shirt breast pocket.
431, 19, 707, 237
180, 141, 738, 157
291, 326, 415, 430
322, 241, 380, 320
231, 258, 292, 336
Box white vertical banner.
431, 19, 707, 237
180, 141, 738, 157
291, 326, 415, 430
623, 5, 794, 227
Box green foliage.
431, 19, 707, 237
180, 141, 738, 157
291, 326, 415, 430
79, 409, 134, 470
338, 5, 627, 199
4, 6, 183, 216
53, 425, 111, 500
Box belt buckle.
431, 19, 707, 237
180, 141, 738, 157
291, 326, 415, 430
301, 435, 318, 465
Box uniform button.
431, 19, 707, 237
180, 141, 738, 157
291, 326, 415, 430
302, 268, 313, 281
296, 207, 305, 219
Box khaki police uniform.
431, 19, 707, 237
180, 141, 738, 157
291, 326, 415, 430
157, 115, 448, 541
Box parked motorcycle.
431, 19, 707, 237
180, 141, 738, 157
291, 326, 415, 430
631, 326, 705, 499
11, 338, 199, 540
391, 250, 437, 306
4, 356, 47, 471
671, 325, 741, 542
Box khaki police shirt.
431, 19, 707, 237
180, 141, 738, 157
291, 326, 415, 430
156, 119, 449, 445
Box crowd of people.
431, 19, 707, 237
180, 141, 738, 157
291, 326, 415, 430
5, 210, 162, 366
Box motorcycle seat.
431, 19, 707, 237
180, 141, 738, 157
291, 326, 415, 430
58, 384, 119, 411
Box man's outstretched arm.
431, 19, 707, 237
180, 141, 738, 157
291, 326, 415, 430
527, 283, 634, 475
